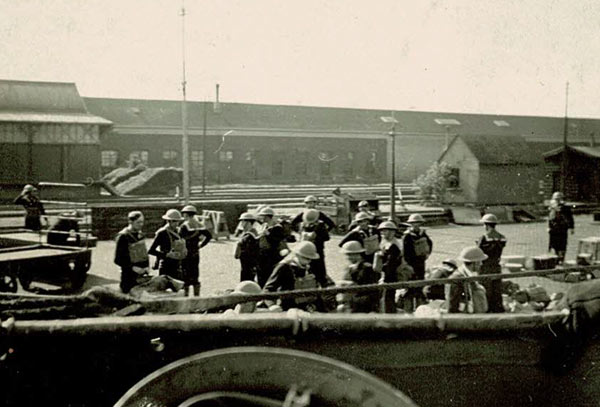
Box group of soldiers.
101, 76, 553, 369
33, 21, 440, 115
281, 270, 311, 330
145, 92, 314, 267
231, 195, 505, 314
13, 184, 575, 314
114, 205, 212, 296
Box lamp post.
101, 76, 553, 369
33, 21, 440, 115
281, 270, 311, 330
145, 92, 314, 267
380, 116, 398, 221
180, 2, 190, 203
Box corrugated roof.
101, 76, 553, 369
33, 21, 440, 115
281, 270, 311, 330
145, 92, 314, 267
83, 97, 600, 142
444, 134, 542, 165
543, 145, 600, 159
0, 112, 112, 125
0, 80, 88, 113
0, 80, 112, 125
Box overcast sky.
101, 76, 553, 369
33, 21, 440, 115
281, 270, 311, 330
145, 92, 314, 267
2, 0, 599, 117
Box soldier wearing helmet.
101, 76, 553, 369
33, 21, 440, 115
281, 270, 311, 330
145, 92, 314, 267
298, 208, 331, 283
348, 200, 381, 229
424, 259, 458, 300
264, 241, 330, 311
339, 241, 382, 313
148, 209, 187, 281
548, 191, 574, 263
446, 246, 489, 313
178, 205, 212, 296
14, 184, 46, 231
476, 213, 506, 312
234, 212, 260, 282
115, 211, 150, 293
339, 212, 381, 264
256, 205, 276, 235
402, 213, 433, 312
291, 195, 336, 232
256, 224, 290, 288
376, 221, 403, 313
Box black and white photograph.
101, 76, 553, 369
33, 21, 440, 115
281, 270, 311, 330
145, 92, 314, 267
1, 1, 599, 406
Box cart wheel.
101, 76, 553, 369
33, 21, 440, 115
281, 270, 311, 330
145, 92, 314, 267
115, 347, 418, 407
0, 274, 18, 293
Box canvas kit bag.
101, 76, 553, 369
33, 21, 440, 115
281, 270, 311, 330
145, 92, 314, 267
413, 236, 431, 257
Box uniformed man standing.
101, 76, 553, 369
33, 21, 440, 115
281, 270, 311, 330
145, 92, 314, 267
548, 191, 574, 263
477, 214, 506, 313
179, 205, 212, 296
148, 209, 187, 280
339, 212, 381, 264
298, 208, 330, 284
234, 212, 260, 282
377, 221, 403, 313
402, 213, 432, 311
291, 195, 336, 232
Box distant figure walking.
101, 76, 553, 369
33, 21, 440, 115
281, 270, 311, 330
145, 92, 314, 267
14, 184, 46, 231
548, 192, 574, 263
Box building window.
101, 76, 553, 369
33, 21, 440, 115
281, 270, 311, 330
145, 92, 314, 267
272, 151, 284, 176
345, 151, 354, 175
219, 150, 233, 162
101, 150, 118, 167
191, 150, 204, 168
295, 149, 309, 176
447, 166, 460, 188
365, 151, 377, 175
130, 150, 148, 165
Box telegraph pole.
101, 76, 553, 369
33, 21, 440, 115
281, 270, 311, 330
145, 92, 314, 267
561, 82, 569, 195
180, 1, 190, 203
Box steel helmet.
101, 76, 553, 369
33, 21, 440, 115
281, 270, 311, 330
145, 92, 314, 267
480, 214, 498, 224
162, 209, 183, 221
407, 213, 425, 223
304, 195, 317, 204
258, 206, 275, 216
238, 212, 257, 221
293, 241, 320, 260
354, 212, 371, 222
377, 220, 398, 231
341, 241, 365, 254
22, 184, 36, 193
552, 191, 563, 200
358, 200, 369, 208
457, 246, 488, 263
181, 205, 197, 214
302, 209, 320, 224
233, 280, 262, 295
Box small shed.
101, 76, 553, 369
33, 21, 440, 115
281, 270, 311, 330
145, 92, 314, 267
438, 134, 544, 205
542, 145, 600, 203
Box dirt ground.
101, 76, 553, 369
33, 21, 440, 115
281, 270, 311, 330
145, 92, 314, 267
78, 214, 600, 296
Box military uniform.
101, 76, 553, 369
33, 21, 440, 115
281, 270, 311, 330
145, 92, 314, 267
264, 258, 322, 311
402, 228, 432, 310
339, 226, 381, 264
114, 227, 150, 293
548, 201, 574, 262
14, 193, 45, 231
179, 220, 212, 295
342, 260, 381, 313
379, 238, 402, 313
234, 228, 259, 282
148, 226, 186, 280
299, 220, 330, 284
477, 229, 506, 312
